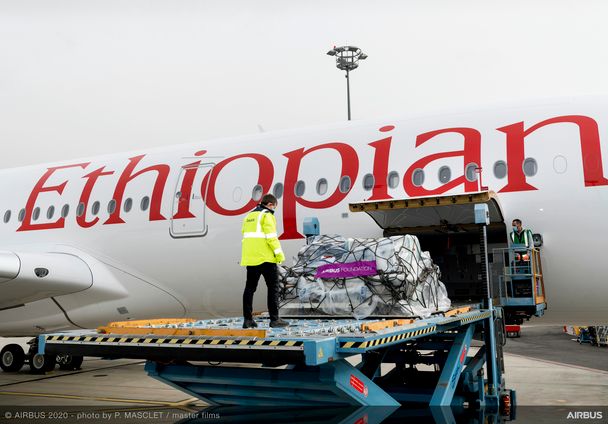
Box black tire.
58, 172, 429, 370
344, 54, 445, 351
29, 353, 56, 374
57, 354, 83, 371
1, 344, 25, 372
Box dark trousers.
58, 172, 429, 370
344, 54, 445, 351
243, 262, 280, 321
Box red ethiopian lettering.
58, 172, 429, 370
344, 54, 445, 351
173, 150, 208, 220
202, 153, 273, 216
18, 162, 89, 232
403, 128, 481, 196
105, 155, 170, 224
497, 115, 608, 192
281, 142, 359, 239
77, 166, 115, 228
367, 125, 394, 201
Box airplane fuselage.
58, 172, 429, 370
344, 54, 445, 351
1, 98, 607, 335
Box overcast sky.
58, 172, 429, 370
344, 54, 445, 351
1, 0, 608, 168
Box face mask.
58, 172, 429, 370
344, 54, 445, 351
512, 226, 518, 232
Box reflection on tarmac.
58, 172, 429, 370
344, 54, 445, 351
177, 405, 608, 424
1, 404, 607, 424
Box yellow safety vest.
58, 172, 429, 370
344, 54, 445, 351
240, 206, 285, 266
510, 228, 533, 249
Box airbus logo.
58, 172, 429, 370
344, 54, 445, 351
566, 411, 603, 419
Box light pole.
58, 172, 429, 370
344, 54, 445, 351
327, 46, 367, 121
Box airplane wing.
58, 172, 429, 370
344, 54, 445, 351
0, 250, 93, 310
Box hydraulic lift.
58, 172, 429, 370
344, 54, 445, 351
39, 308, 511, 412
494, 245, 547, 327
33, 191, 519, 420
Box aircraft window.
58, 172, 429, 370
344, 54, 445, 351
295, 181, 305, 197
47, 205, 55, 220
387, 171, 399, 189
91, 201, 100, 216
465, 163, 479, 182
339, 176, 352, 193
61, 204, 69, 218
523, 158, 538, 176
3, 210, 10, 223
32, 207, 40, 221
553, 155, 567, 174
493, 161, 507, 179
108, 199, 117, 214
124, 198, 133, 213
252, 184, 263, 201
232, 187, 242, 202
316, 178, 328, 196
362, 173, 375, 191
140, 196, 150, 211
76, 202, 85, 217
438, 166, 451, 184
412, 168, 425, 187
273, 183, 284, 199
18, 208, 25, 222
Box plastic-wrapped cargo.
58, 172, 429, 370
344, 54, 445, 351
278, 234, 451, 319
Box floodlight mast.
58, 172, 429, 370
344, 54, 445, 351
326, 46, 367, 121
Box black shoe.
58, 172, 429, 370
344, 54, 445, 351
270, 319, 289, 328
243, 319, 258, 329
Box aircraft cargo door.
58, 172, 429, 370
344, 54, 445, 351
349, 191, 509, 304
170, 163, 214, 238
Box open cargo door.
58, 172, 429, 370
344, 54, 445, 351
349, 191, 504, 235
349, 191, 509, 303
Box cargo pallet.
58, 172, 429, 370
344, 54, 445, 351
38, 307, 514, 415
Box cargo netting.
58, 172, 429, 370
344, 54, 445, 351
278, 234, 451, 319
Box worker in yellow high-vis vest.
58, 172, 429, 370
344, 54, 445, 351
240, 194, 288, 329
510, 218, 534, 260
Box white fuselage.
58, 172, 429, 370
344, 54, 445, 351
1, 98, 607, 335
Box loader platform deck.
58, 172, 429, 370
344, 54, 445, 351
37, 306, 513, 413
40, 308, 490, 366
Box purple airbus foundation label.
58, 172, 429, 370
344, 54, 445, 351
315, 261, 377, 279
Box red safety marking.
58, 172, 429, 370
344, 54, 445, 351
459, 346, 467, 364
350, 374, 368, 397
354, 414, 369, 424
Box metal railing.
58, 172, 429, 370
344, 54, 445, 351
491, 245, 545, 306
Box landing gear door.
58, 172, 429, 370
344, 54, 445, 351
170, 163, 214, 238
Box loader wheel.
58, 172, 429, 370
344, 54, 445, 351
1, 344, 25, 372
30, 353, 56, 374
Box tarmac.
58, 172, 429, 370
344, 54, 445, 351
0, 324, 606, 423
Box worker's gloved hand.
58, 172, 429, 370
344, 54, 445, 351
276, 252, 286, 263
